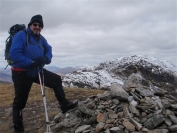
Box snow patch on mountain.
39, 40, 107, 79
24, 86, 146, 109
95, 55, 177, 76
62, 55, 177, 89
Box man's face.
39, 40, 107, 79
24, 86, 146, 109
30, 22, 42, 35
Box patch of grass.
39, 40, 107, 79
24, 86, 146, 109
0, 83, 104, 133
0, 83, 104, 107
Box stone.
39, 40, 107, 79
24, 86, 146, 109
53, 112, 63, 123
141, 112, 147, 117
166, 109, 174, 116
111, 84, 129, 100
130, 92, 141, 101
129, 104, 140, 116
165, 118, 172, 126
75, 125, 91, 133
123, 104, 132, 118
161, 99, 171, 108
168, 125, 177, 131
97, 112, 106, 122
144, 115, 165, 130
117, 112, 124, 118
87, 101, 95, 109
112, 99, 119, 105
140, 117, 147, 123
107, 109, 118, 119
123, 119, 135, 131
124, 73, 143, 88
96, 122, 105, 132
110, 127, 120, 131
78, 104, 95, 117
169, 114, 177, 124
55, 112, 82, 130
128, 96, 134, 102
141, 127, 148, 132
145, 97, 156, 105
135, 87, 154, 97
106, 119, 115, 124
105, 129, 111, 133
130, 100, 138, 107
104, 124, 112, 129
98, 91, 112, 101
97, 105, 105, 109
129, 117, 142, 130
147, 129, 169, 133
151, 86, 165, 96
171, 104, 177, 109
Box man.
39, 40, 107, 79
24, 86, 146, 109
10, 14, 78, 133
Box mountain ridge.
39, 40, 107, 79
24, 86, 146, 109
63, 55, 177, 96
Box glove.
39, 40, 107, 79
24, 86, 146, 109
27, 68, 38, 78
35, 56, 47, 64
30, 56, 47, 68
30, 60, 41, 68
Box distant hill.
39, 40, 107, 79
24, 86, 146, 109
44, 66, 79, 74
0, 72, 12, 83
0, 66, 80, 83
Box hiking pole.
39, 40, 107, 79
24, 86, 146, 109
38, 68, 52, 133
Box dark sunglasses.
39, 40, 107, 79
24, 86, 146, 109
32, 23, 42, 28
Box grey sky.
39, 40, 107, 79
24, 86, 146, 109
0, 0, 176, 68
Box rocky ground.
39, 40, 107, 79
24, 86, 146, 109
52, 72, 177, 133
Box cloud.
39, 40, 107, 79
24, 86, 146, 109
0, 0, 176, 68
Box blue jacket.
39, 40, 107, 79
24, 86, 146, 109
10, 27, 52, 70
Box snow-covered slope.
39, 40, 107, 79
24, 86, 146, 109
62, 55, 177, 89
95, 55, 177, 76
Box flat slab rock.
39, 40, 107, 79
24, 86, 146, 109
110, 84, 129, 100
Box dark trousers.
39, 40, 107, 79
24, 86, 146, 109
12, 68, 66, 124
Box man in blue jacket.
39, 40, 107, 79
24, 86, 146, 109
10, 14, 78, 133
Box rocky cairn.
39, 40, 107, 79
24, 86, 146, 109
51, 72, 177, 133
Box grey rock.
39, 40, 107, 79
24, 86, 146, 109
171, 104, 177, 109
130, 100, 138, 107
78, 104, 95, 117
98, 91, 112, 101
128, 96, 134, 102
130, 92, 141, 101
112, 99, 119, 105
140, 117, 147, 123
96, 122, 105, 132
55, 112, 82, 130
105, 129, 111, 133
129, 104, 140, 116
123, 104, 132, 118
136, 103, 155, 110
169, 115, 177, 124
110, 127, 120, 131
107, 109, 118, 119
165, 118, 172, 126
124, 73, 143, 88
129, 117, 142, 130
144, 115, 165, 130
75, 125, 91, 133
147, 129, 169, 133
161, 99, 171, 108
97, 105, 105, 109
135, 87, 154, 97
111, 84, 129, 100
169, 124, 177, 131
123, 119, 135, 131
53, 112, 63, 123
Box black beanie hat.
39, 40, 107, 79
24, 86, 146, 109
28, 14, 44, 28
